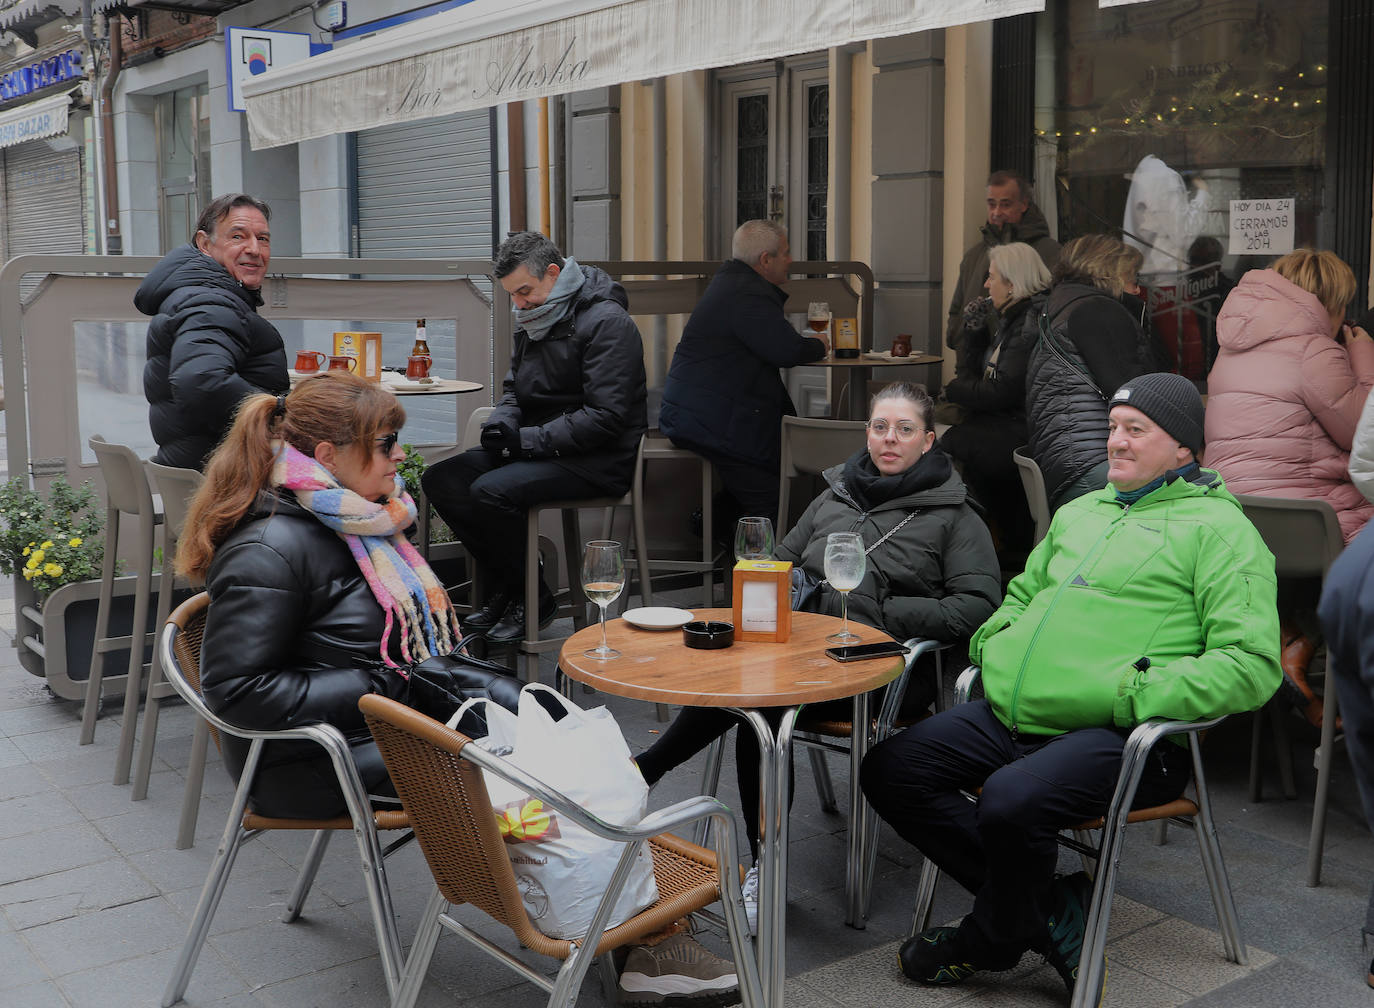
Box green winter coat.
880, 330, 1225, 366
969, 468, 1281, 736
776, 457, 1001, 644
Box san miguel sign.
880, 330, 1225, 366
0, 49, 84, 105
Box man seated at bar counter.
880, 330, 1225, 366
862, 372, 1280, 1003
658, 219, 829, 532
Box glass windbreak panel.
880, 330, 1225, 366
736, 93, 770, 226
75, 321, 159, 464
294, 318, 463, 447
1051, 0, 1328, 381
805, 82, 829, 261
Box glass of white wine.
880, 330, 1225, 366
823, 531, 866, 644
807, 301, 831, 338
582, 540, 625, 660
734, 516, 775, 561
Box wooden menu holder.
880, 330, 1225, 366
732, 560, 793, 642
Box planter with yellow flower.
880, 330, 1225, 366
2, 477, 155, 701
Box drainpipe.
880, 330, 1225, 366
100, 10, 124, 254
652, 78, 667, 376
507, 102, 527, 234
537, 96, 551, 236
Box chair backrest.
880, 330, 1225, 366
463, 406, 496, 451
1011, 446, 1051, 547
359, 694, 568, 958
89, 435, 156, 517
160, 591, 221, 751
778, 416, 867, 529
146, 460, 205, 550
1235, 494, 1343, 580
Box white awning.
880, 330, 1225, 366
242, 0, 1042, 149
0, 92, 71, 150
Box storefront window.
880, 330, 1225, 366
1044, 0, 1329, 378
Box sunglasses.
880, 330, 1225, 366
375, 432, 400, 455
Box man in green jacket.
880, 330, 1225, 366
861, 372, 1280, 1002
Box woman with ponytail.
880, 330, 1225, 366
179, 372, 499, 818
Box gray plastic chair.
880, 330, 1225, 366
777, 415, 867, 531
132, 461, 206, 849
83, 437, 164, 790
1012, 445, 1051, 546
909, 667, 1247, 1008
1233, 494, 1344, 885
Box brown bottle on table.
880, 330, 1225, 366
412, 319, 431, 360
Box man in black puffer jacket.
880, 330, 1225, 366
423, 232, 647, 645
139, 193, 288, 470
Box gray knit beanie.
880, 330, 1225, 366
1109, 373, 1205, 457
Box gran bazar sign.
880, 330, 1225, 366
0, 49, 84, 105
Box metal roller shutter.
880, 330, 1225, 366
354, 109, 494, 258
3, 140, 85, 300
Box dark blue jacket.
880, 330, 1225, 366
658, 259, 826, 468
138, 244, 288, 470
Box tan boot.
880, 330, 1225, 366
1280, 629, 1329, 730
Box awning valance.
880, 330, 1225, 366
0, 91, 70, 149
242, 0, 1042, 149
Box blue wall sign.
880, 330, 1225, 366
0, 50, 85, 105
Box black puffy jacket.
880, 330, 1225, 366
139, 245, 288, 470
1025, 283, 1148, 508
203, 492, 422, 818
658, 259, 826, 469
488, 264, 647, 490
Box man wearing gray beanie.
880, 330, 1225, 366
863, 373, 1280, 1003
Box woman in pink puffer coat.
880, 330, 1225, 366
1205, 248, 1374, 726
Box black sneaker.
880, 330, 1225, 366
1044, 871, 1104, 1003
898, 926, 983, 986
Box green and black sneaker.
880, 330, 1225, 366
898, 926, 983, 986
1044, 871, 1105, 1005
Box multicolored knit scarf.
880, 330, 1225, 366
270, 441, 456, 669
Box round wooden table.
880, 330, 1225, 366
810, 351, 943, 417
559, 609, 905, 1008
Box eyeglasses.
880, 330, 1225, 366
375, 432, 400, 455
866, 420, 923, 441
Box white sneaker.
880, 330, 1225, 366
740, 864, 759, 937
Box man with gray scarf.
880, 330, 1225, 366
424, 232, 647, 645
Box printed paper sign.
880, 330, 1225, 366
1228, 198, 1295, 257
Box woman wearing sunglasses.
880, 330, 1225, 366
176, 371, 513, 819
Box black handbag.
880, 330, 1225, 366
404, 634, 565, 736
788, 511, 920, 613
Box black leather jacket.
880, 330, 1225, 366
203, 491, 425, 817
138, 244, 288, 470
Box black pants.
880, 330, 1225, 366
422, 447, 612, 592
860, 699, 1189, 960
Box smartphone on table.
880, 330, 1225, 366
825, 640, 908, 663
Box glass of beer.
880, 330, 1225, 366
807, 302, 831, 336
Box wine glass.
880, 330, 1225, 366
807, 301, 831, 336
581, 540, 625, 660
734, 516, 774, 562
823, 531, 866, 644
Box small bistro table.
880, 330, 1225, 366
558, 609, 904, 1008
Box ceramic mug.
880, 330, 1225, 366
406, 355, 432, 380
327, 355, 357, 372
891, 334, 912, 358
295, 350, 327, 373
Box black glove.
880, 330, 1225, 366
480, 419, 519, 454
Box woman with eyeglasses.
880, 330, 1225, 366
634, 383, 1001, 931
176, 372, 516, 819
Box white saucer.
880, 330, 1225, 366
622, 606, 695, 630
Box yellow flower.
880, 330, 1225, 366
68, 537, 82, 547
40, 540, 52, 549
22, 567, 34, 580
22, 546, 30, 556
30, 549, 44, 564
43, 563, 62, 577
25, 555, 38, 570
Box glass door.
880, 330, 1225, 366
156, 83, 212, 251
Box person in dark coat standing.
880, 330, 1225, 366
139, 193, 288, 470
1318, 520, 1374, 989
658, 219, 829, 530
423, 231, 648, 645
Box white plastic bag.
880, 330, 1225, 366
449, 684, 659, 939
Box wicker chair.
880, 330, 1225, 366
359, 693, 763, 1008
157, 593, 410, 1006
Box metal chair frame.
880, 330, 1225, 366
359, 693, 764, 1008
157, 593, 407, 1006
909, 666, 1247, 1008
